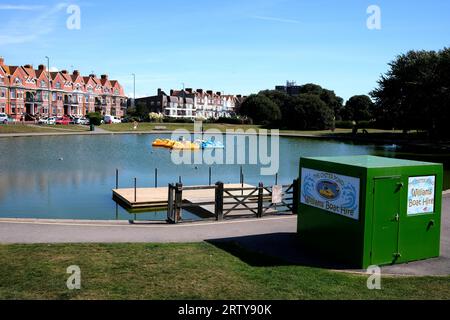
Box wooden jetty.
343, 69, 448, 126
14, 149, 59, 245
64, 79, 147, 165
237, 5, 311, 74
112, 184, 260, 210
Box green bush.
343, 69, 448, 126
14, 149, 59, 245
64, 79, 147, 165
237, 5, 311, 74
335, 120, 355, 129
87, 112, 102, 126
335, 120, 378, 129
162, 117, 194, 123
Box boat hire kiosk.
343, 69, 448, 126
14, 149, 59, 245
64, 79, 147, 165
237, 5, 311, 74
298, 155, 443, 268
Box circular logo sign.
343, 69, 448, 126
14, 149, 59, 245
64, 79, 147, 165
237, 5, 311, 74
316, 180, 341, 200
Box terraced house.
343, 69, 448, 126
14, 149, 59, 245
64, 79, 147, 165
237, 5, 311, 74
136, 88, 243, 120
0, 57, 128, 120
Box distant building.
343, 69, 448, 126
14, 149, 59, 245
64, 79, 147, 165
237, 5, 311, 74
275, 80, 302, 96
0, 57, 127, 119
136, 88, 242, 119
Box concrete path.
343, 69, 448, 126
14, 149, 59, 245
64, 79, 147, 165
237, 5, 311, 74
0, 196, 448, 276
0, 216, 296, 244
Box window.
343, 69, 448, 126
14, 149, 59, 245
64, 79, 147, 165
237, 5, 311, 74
55, 82, 61, 89
11, 103, 16, 113
15, 78, 22, 85
0, 89, 5, 98
41, 80, 47, 88
0, 103, 5, 113
10, 89, 16, 99
0, 76, 4, 84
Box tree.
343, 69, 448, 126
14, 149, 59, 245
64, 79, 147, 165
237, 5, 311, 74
371, 48, 450, 136
298, 83, 344, 119
343, 95, 374, 123
283, 94, 334, 130
238, 94, 281, 125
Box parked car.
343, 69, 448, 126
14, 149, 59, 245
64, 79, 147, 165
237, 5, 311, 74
0, 113, 8, 124
56, 117, 71, 125
73, 117, 89, 125
38, 117, 48, 125
104, 115, 121, 124
47, 117, 56, 125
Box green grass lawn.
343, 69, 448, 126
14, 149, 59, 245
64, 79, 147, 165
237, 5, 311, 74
102, 122, 262, 132
0, 242, 448, 300
0, 124, 89, 134
101, 123, 405, 137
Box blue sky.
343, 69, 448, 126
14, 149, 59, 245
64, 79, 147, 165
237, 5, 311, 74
0, 0, 449, 100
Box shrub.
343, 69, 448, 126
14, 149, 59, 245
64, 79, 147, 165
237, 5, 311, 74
86, 112, 102, 126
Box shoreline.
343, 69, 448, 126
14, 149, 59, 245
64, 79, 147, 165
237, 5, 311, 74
0, 128, 448, 152
0, 192, 448, 224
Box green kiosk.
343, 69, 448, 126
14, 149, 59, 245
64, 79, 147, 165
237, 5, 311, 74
298, 155, 443, 269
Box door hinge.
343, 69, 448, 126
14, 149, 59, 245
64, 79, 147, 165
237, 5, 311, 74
394, 213, 400, 222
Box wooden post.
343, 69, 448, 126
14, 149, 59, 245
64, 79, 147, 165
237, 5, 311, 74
115, 169, 119, 189
215, 181, 224, 221
275, 173, 278, 185
257, 182, 264, 218
240, 166, 243, 185
292, 178, 299, 215
175, 183, 183, 223
134, 177, 137, 203
209, 167, 212, 186
240, 166, 244, 196
167, 184, 174, 223
155, 168, 158, 188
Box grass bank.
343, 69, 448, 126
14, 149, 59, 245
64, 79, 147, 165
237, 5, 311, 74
0, 124, 89, 134
101, 122, 262, 132
0, 243, 448, 300
102, 123, 403, 136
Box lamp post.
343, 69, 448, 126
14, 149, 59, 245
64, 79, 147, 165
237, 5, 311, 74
132, 73, 136, 108
182, 82, 186, 116
45, 56, 51, 117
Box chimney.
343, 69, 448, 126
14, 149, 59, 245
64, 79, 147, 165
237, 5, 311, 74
38, 64, 46, 71
196, 89, 203, 94
61, 70, 68, 74
157, 88, 162, 96
24, 64, 33, 69
0, 57, 4, 66
101, 74, 108, 80
216, 91, 221, 96
186, 88, 193, 94
73, 70, 80, 76
206, 90, 213, 95
89, 74, 96, 78
170, 89, 174, 96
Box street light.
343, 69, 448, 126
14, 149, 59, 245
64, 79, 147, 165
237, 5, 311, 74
132, 73, 136, 107
45, 56, 51, 117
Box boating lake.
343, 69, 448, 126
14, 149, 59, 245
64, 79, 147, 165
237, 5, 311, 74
0, 134, 449, 220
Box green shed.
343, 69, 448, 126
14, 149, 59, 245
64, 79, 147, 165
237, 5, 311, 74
298, 155, 443, 269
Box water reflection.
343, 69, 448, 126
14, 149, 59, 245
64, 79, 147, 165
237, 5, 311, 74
0, 134, 448, 220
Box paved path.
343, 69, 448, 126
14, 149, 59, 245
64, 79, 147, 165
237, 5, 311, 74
0, 196, 448, 276
0, 216, 296, 244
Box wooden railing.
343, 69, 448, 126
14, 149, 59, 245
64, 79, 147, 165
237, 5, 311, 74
167, 179, 299, 224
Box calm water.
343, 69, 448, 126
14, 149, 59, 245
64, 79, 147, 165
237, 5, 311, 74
0, 134, 449, 220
